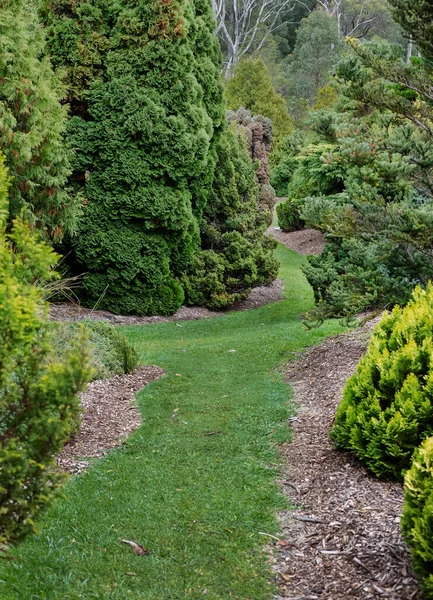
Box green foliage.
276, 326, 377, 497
277, 198, 304, 232
0, 0, 80, 239
331, 284, 433, 479
226, 58, 293, 141
42, 0, 225, 315
270, 130, 307, 196
50, 320, 139, 380
0, 155, 92, 548
389, 0, 433, 63
402, 437, 433, 597
183, 127, 278, 309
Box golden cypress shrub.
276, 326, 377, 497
402, 437, 433, 597
331, 284, 433, 479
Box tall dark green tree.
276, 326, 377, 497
0, 0, 79, 239
42, 0, 225, 315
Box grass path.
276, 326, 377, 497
0, 245, 344, 600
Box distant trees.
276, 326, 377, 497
317, 0, 397, 39
212, 0, 299, 76
286, 9, 342, 108
0, 0, 79, 240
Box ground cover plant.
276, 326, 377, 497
332, 284, 433, 480
402, 436, 433, 598
0, 243, 344, 599
50, 320, 139, 380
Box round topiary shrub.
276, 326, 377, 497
331, 284, 433, 479
277, 197, 305, 232
402, 436, 433, 597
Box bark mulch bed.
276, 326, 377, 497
272, 322, 422, 600
57, 366, 164, 475
269, 227, 325, 256
50, 279, 284, 325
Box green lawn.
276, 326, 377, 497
0, 245, 344, 600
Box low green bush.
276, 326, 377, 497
402, 437, 433, 597
277, 198, 305, 232
50, 319, 139, 380
331, 284, 433, 479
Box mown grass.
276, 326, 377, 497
0, 245, 345, 599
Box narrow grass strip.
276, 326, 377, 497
0, 245, 344, 599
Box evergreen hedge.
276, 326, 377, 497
402, 437, 433, 597
331, 284, 433, 479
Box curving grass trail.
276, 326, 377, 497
0, 245, 344, 600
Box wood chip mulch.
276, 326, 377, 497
269, 227, 325, 256
56, 366, 165, 474
272, 322, 422, 600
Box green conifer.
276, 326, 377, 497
0, 0, 79, 239
42, 0, 225, 315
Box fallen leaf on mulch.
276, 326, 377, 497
121, 540, 150, 556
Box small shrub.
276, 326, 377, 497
277, 198, 305, 232
50, 319, 139, 380
0, 156, 92, 548
402, 437, 433, 597
331, 284, 433, 479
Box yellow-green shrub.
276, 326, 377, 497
402, 437, 433, 597
331, 284, 433, 479
0, 156, 92, 549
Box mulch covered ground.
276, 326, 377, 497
57, 366, 164, 474
268, 288, 421, 596
269, 227, 325, 256
50, 279, 285, 325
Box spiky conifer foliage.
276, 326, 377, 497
41, 0, 225, 315
402, 437, 433, 597
182, 126, 278, 309
0, 155, 91, 548
331, 284, 433, 480
0, 0, 79, 239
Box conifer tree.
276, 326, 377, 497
42, 0, 225, 315
0, 0, 79, 240
182, 126, 278, 309
226, 58, 293, 142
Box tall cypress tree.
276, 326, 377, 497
42, 0, 225, 315
0, 0, 79, 239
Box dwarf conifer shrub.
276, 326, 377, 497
182, 127, 278, 309
402, 437, 433, 597
42, 0, 225, 315
331, 284, 433, 479
0, 156, 92, 548
0, 0, 79, 239
50, 320, 138, 380
277, 198, 305, 232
